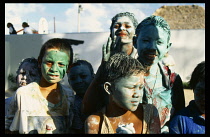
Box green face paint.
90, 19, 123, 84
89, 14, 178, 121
41, 49, 69, 84
136, 25, 170, 66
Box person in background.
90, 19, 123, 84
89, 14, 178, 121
22, 22, 33, 34
5, 38, 75, 134
5, 57, 41, 115
169, 61, 205, 134
85, 53, 160, 134
7, 22, 17, 35
83, 11, 139, 115
67, 60, 95, 134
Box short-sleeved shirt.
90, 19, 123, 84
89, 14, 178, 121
169, 100, 205, 134
23, 27, 33, 34
5, 82, 74, 134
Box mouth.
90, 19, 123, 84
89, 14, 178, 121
48, 74, 59, 79
143, 51, 157, 61
131, 101, 139, 106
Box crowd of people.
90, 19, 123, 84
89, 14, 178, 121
7, 22, 37, 35
5, 12, 205, 134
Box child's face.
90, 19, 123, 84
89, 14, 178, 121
136, 25, 170, 66
111, 16, 135, 44
68, 64, 93, 96
194, 80, 205, 114
16, 62, 40, 87
41, 49, 69, 84
111, 73, 144, 111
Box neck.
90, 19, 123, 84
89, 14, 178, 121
120, 42, 133, 55
106, 100, 130, 117
39, 77, 58, 92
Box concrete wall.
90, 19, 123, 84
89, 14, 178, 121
5, 29, 205, 91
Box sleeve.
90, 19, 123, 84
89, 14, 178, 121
171, 74, 185, 116
169, 115, 185, 134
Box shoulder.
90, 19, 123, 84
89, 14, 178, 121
16, 82, 38, 95
85, 114, 101, 133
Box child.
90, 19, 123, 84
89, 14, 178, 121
5, 38, 75, 134
67, 60, 94, 134
85, 53, 160, 134
169, 61, 205, 134
5, 57, 41, 115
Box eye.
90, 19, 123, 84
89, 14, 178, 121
114, 24, 120, 29
125, 25, 131, 28
58, 63, 65, 67
157, 41, 163, 45
80, 75, 87, 79
46, 61, 53, 66
70, 76, 76, 81
142, 39, 149, 43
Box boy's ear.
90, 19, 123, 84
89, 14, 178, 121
104, 82, 112, 95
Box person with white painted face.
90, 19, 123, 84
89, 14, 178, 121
83, 12, 139, 115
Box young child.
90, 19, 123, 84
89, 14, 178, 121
85, 53, 160, 134
169, 61, 205, 134
5, 38, 75, 134
5, 57, 41, 115
67, 60, 94, 134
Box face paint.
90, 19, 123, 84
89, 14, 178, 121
16, 62, 40, 87
68, 64, 93, 96
111, 73, 144, 111
41, 49, 69, 84
136, 25, 170, 66
194, 80, 205, 114
111, 16, 135, 44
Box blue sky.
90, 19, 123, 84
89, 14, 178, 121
5, 3, 205, 35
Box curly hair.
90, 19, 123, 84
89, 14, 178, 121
189, 61, 205, 90
135, 15, 171, 42
104, 52, 145, 83
110, 12, 138, 30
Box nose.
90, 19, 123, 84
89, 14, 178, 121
50, 64, 58, 72
21, 74, 27, 80
132, 90, 140, 98
119, 25, 126, 31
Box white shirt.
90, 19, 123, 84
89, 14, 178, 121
23, 27, 33, 34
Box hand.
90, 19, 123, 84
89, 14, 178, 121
102, 36, 121, 62
116, 123, 135, 134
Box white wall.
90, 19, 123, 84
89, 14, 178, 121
5, 30, 205, 91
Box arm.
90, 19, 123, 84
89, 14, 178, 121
82, 37, 115, 115
171, 74, 185, 116
16, 29, 24, 33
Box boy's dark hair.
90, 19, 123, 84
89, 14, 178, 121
38, 38, 73, 67
104, 52, 145, 83
189, 61, 205, 90
135, 15, 171, 42
110, 12, 138, 31
22, 22, 29, 27
68, 60, 94, 76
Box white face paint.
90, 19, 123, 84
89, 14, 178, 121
111, 73, 144, 111
16, 62, 40, 87
111, 16, 135, 44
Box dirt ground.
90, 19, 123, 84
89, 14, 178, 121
5, 89, 194, 107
